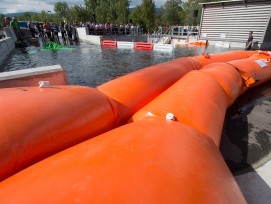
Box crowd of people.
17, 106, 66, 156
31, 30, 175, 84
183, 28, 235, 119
1, 16, 255, 50
2, 16, 78, 44
79, 22, 144, 36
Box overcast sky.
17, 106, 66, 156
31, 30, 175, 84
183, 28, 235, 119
0, 0, 169, 14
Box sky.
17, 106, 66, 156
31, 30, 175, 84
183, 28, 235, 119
0, 0, 169, 14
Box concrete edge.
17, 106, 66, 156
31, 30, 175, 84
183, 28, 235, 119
0, 65, 64, 81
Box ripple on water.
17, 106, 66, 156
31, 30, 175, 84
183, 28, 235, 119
1, 41, 235, 87
2, 40, 270, 175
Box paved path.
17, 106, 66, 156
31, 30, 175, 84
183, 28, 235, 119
220, 80, 271, 203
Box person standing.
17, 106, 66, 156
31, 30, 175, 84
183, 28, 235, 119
10, 17, 22, 40
245, 31, 253, 50
3, 17, 10, 27
27, 20, 35, 38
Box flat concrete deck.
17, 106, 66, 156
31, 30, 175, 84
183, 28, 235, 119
220, 80, 271, 203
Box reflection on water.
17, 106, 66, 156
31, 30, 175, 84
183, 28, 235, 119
0, 42, 236, 87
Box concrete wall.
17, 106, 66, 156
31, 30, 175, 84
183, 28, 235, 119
0, 65, 68, 88
77, 27, 148, 44
4, 27, 17, 42
0, 37, 15, 65
102, 35, 148, 42
199, 0, 271, 49
77, 27, 102, 45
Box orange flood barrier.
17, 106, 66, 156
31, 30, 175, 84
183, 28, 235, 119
0, 119, 246, 204
188, 41, 207, 46
0, 86, 117, 181
101, 40, 117, 48
134, 42, 154, 50
193, 50, 257, 67
98, 50, 256, 125
0, 50, 254, 181
131, 52, 271, 146
98, 57, 201, 125
0, 50, 268, 203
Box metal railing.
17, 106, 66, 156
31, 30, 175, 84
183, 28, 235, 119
150, 26, 199, 44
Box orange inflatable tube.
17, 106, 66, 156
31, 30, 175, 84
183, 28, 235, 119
188, 41, 207, 46
98, 57, 201, 125
0, 51, 255, 181
0, 51, 267, 203
131, 53, 271, 146
98, 50, 255, 125
0, 119, 246, 204
131, 69, 240, 146
227, 52, 271, 92
194, 50, 257, 67
0, 86, 117, 181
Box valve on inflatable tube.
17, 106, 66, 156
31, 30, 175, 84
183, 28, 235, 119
166, 113, 176, 121
258, 50, 271, 62
202, 52, 211, 59
39, 81, 51, 88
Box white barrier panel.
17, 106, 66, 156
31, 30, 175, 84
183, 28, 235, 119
215, 41, 230, 48
0, 65, 68, 88
77, 27, 88, 39
0, 37, 15, 64
117, 41, 134, 49
4, 27, 17, 42
77, 27, 102, 45
153, 44, 175, 52
5, 37, 15, 51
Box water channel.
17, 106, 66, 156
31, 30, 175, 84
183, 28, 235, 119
0, 41, 234, 87
1, 39, 271, 181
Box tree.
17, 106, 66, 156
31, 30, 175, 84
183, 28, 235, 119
96, 0, 111, 23
141, 0, 156, 33
54, 1, 69, 19
129, 5, 144, 26
182, 0, 199, 25
160, 0, 183, 26
85, 0, 99, 15
115, 0, 130, 24
182, 0, 221, 25
0, 14, 5, 29
20, 12, 32, 21
31, 13, 42, 22
40, 10, 50, 22
70, 5, 89, 23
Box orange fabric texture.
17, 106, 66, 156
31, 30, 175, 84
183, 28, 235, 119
97, 57, 201, 125
98, 50, 254, 125
134, 42, 154, 50
0, 50, 268, 203
0, 86, 117, 181
131, 54, 271, 147
0, 119, 246, 204
193, 50, 257, 67
101, 40, 117, 48
131, 70, 232, 146
228, 53, 271, 93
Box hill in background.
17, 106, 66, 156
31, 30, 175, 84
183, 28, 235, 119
5, 8, 160, 18
5, 12, 38, 18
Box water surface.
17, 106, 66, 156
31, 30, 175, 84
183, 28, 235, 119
0, 41, 235, 87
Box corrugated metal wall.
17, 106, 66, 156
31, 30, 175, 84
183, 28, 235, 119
199, 0, 271, 43
262, 16, 271, 43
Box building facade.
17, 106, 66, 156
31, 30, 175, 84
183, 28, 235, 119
199, 0, 271, 49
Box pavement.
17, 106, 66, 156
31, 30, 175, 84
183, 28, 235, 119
220, 80, 271, 204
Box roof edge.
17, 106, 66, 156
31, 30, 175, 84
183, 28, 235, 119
199, 0, 269, 6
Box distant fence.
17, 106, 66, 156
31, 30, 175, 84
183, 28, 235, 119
87, 26, 144, 36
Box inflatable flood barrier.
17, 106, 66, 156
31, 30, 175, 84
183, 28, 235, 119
0, 50, 258, 181
0, 119, 246, 204
98, 50, 257, 125
0, 51, 267, 203
0, 86, 118, 181
131, 53, 271, 146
